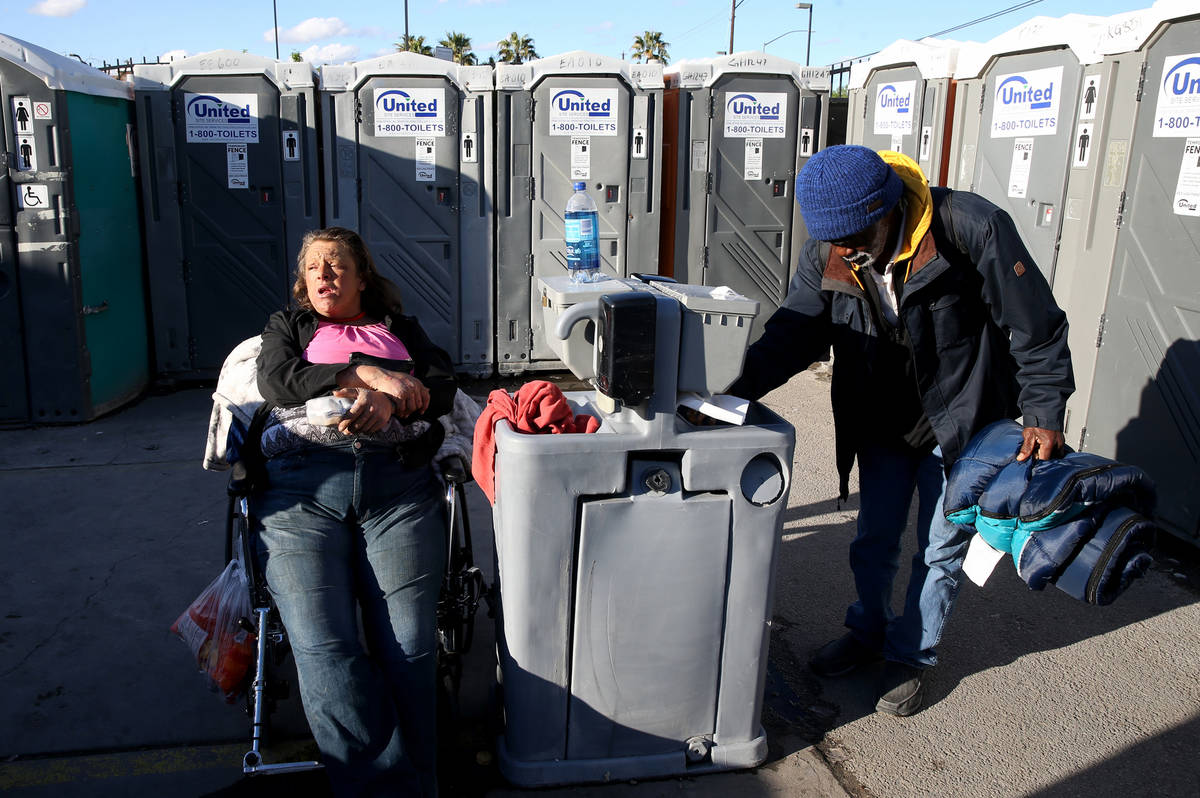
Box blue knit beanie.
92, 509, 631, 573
796, 145, 903, 241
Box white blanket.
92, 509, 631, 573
202, 336, 481, 474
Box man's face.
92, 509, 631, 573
827, 211, 896, 270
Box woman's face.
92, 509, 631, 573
303, 240, 365, 320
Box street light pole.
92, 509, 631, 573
404, 0, 410, 51
763, 29, 809, 52
796, 2, 813, 66
272, 0, 279, 59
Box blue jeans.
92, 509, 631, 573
845, 444, 971, 668
251, 443, 446, 798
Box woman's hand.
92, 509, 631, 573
337, 365, 431, 420
364, 367, 430, 419
333, 387, 393, 435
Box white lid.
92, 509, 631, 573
954, 14, 1111, 78
0, 33, 131, 99
131, 49, 315, 91
848, 38, 972, 89
1094, 0, 1200, 57
318, 51, 494, 92
496, 51, 663, 91
665, 51, 830, 91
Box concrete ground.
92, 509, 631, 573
0, 369, 1196, 797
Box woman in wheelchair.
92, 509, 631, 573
251, 226, 456, 797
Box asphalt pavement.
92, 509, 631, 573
1, 369, 1196, 797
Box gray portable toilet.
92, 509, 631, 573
947, 15, 1106, 282
846, 39, 968, 186
319, 54, 494, 377
662, 53, 829, 340
133, 52, 320, 378
1, 34, 149, 425
494, 52, 663, 374
1053, 2, 1200, 543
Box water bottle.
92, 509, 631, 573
565, 181, 601, 283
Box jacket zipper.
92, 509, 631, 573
1018, 464, 1118, 524
1085, 513, 1144, 604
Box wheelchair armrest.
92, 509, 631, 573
227, 461, 254, 498
438, 454, 470, 486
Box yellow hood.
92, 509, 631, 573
878, 150, 932, 268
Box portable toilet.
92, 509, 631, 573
133, 52, 321, 378
945, 15, 1107, 283
1052, 1, 1200, 543
1, 34, 149, 425
319, 54, 495, 377
494, 52, 663, 374
662, 53, 829, 341
846, 38, 969, 186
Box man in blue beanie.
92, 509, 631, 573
730, 145, 1073, 716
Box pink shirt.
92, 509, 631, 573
303, 321, 411, 365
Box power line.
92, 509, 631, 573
675, 0, 752, 49
844, 0, 1047, 62
676, 7, 732, 42
920, 0, 1044, 39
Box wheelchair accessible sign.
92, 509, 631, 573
185, 93, 259, 143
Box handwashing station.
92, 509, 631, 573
490, 274, 796, 785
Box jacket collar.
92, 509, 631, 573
821, 150, 940, 291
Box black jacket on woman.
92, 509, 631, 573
256, 308, 457, 424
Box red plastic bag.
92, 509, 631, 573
171, 559, 256, 703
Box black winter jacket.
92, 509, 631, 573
256, 308, 457, 423
730, 187, 1074, 498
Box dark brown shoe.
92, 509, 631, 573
809, 633, 883, 677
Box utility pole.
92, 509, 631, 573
404, 0, 410, 51
272, 0, 279, 59
729, 0, 736, 55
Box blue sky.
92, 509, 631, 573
11, 0, 1153, 69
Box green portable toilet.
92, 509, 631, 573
1, 34, 149, 425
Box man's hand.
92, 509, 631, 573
1016, 426, 1065, 462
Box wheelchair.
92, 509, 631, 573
221, 429, 486, 776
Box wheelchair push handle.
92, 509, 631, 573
438, 454, 469, 486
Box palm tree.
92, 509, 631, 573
395, 34, 433, 55
497, 32, 538, 64
630, 31, 670, 65
439, 31, 477, 65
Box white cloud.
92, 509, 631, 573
266, 17, 353, 45
160, 49, 189, 63
28, 0, 85, 17
298, 43, 360, 64
587, 21, 614, 33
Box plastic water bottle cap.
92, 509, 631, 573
572, 181, 586, 190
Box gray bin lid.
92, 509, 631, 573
0, 33, 132, 99
649, 281, 759, 317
